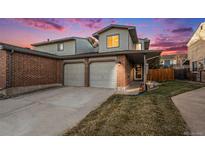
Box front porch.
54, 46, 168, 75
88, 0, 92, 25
122, 51, 161, 93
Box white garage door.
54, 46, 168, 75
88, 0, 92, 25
64, 63, 85, 86
90, 62, 117, 89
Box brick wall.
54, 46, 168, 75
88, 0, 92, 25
0, 50, 8, 89
117, 55, 134, 88
11, 52, 62, 87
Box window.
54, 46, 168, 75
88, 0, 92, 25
106, 34, 119, 48
57, 43, 64, 51
192, 61, 197, 71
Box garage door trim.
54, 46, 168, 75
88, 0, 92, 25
88, 58, 117, 64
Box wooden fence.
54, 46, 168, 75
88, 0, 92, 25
147, 68, 174, 82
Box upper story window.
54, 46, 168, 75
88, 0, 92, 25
57, 43, 64, 51
106, 34, 119, 48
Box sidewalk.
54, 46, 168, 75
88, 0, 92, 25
172, 87, 205, 135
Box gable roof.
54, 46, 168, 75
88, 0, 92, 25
92, 24, 138, 43
31, 37, 87, 46
187, 22, 205, 47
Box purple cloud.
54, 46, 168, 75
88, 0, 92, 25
14, 18, 65, 31
166, 45, 187, 51
150, 33, 188, 51
172, 27, 193, 33
68, 18, 104, 29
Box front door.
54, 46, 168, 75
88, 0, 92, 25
134, 64, 143, 80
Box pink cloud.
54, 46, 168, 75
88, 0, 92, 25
150, 30, 189, 52
161, 50, 178, 56
172, 27, 193, 33
161, 50, 187, 56
13, 18, 65, 31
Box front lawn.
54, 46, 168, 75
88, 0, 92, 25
65, 80, 204, 136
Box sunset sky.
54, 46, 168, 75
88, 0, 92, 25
0, 18, 204, 55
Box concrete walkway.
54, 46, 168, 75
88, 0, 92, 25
0, 87, 115, 136
172, 87, 205, 135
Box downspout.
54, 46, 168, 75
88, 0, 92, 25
7, 49, 14, 88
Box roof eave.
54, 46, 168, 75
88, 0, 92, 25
31, 37, 87, 47
0, 43, 60, 59
61, 50, 162, 60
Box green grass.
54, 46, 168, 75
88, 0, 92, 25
64, 80, 204, 136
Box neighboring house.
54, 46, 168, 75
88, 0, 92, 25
187, 22, 205, 82
0, 24, 161, 96
160, 53, 189, 69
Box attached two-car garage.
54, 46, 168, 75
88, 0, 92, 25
64, 61, 117, 89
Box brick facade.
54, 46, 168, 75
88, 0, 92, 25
0, 50, 62, 90
0, 50, 8, 89
117, 55, 134, 88
10, 52, 62, 87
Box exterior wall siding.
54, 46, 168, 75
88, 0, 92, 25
75, 39, 97, 54
33, 40, 76, 56
0, 50, 8, 89
98, 28, 130, 52
188, 40, 205, 71
11, 52, 62, 87
128, 32, 136, 50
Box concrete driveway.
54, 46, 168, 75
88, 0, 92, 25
0, 87, 115, 136
172, 87, 205, 135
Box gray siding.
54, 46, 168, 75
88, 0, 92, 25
33, 40, 76, 56
98, 28, 134, 52
75, 38, 97, 54
128, 33, 136, 50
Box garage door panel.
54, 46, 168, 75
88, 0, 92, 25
64, 63, 85, 86
90, 62, 117, 89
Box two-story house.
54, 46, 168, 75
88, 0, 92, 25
0, 24, 161, 96
32, 24, 161, 89
187, 22, 205, 82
